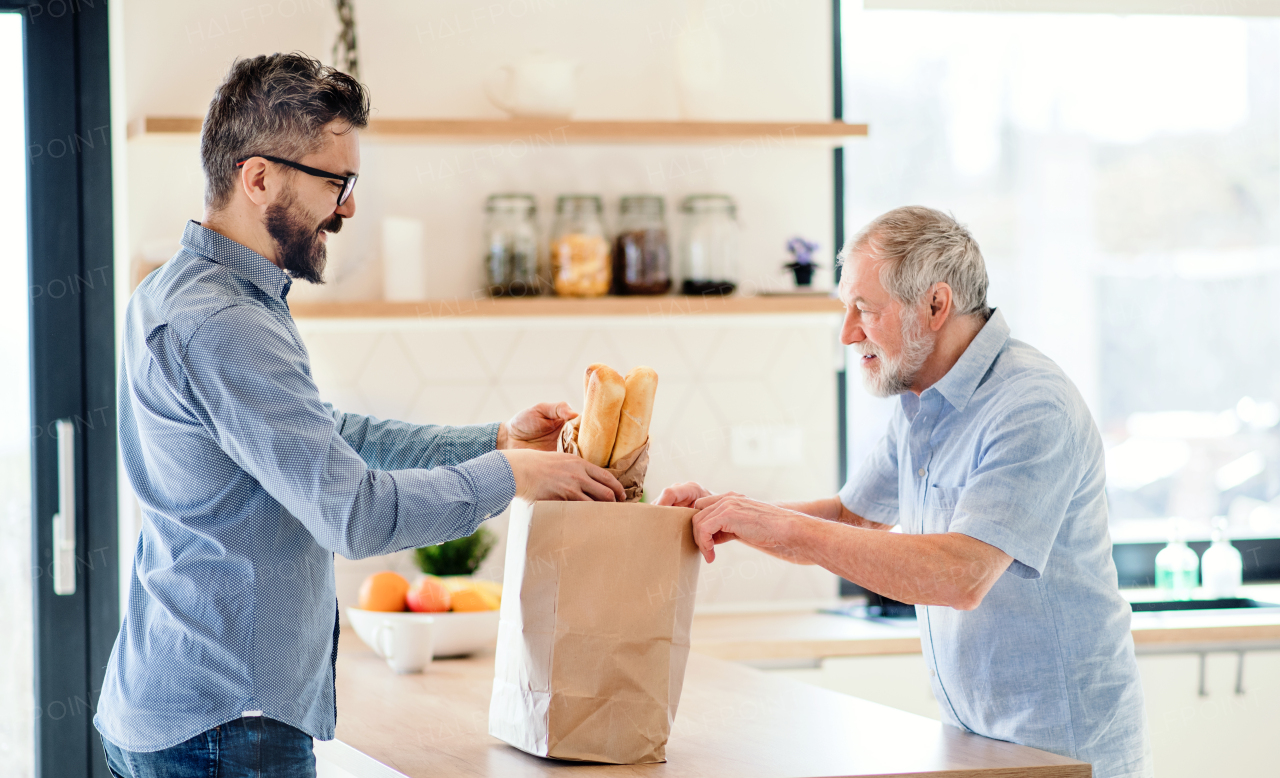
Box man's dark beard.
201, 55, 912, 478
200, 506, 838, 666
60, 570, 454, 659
264, 190, 342, 285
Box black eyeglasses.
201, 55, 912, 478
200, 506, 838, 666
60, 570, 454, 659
234, 154, 358, 206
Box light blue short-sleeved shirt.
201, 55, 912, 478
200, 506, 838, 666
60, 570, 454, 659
95, 221, 517, 752
839, 309, 1152, 778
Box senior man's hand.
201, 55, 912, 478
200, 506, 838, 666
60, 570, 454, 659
654, 481, 713, 508
689, 493, 810, 564
498, 402, 577, 451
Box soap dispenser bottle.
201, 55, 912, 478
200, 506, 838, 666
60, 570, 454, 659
1201, 518, 1243, 600
1154, 519, 1200, 600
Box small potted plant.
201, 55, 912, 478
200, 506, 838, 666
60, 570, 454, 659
784, 236, 820, 287
415, 526, 496, 578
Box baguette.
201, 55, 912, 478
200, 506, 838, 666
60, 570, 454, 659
583, 363, 606, 398
609, 366, 658, 466
578, 364, 626, 467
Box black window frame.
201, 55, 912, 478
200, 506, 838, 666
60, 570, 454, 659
4, 1, 119, 775
833, 0, 848, 491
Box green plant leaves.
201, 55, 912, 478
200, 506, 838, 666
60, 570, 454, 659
414, 526, 497, 577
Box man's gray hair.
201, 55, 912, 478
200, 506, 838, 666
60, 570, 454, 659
201, 52, 370, 211
839, 206, 990, 318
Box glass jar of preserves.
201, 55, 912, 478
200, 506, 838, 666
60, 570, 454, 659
611, 195, 672, 295
482, 193, 541, 297
550, 195, 610, 297
678, 194, 739, 296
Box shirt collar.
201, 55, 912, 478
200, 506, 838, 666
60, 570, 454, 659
925, 307, 1010, 413
180, 219, 292, 300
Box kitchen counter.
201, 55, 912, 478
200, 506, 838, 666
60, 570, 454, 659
689, 585, 1280, 663
317, 587, 1280, 776
317, 632, 1088, 778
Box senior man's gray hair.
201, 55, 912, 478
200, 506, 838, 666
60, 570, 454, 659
839, 206, 991, 319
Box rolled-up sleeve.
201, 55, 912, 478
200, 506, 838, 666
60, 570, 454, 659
181, 304, 516, 560
838, 412, 902, 526
949, 399, 1080, 579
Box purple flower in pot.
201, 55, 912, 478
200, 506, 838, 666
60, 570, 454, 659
784, 236, 820, 286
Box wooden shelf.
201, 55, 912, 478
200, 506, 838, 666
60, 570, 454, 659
287, 294, 844, 319
127, 116, 867, 145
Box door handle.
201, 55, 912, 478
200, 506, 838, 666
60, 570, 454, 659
52, 418, 75, 595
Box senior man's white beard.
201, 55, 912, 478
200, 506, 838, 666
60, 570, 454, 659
856, 308, 934, 398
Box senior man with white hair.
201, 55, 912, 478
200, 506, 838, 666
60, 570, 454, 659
658, 206, 1152, 778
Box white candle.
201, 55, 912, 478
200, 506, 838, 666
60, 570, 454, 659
381, 216, 427, 301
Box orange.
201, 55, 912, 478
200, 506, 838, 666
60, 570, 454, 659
406, 575, 452, 613
358, 571, 410, 612
450, 586, 501, 612
441, 576, 503, 602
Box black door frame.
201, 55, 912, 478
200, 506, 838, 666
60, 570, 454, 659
5, 1, 119, 776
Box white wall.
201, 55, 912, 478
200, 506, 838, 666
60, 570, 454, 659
297, 313, 845, 619
123, 0, 839, 299
127, 138, 837, 302
117, 0, 847, 614
125, 0, 830, 121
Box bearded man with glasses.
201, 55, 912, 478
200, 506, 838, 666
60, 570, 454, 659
94, 53, 623, 777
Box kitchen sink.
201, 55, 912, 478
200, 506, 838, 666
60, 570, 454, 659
833, 596, 1280, 620
824, 593, 919, 621
1129, 597, 1280, 612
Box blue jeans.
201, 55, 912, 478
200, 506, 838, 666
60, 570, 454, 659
101, 716, 316, 777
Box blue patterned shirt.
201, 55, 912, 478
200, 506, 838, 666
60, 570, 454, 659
95, 220, 516, 752
839, 309, 1152, 778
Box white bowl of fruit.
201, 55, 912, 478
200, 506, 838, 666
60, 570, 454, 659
349, 528, 504, 659
348, 571, 502, 659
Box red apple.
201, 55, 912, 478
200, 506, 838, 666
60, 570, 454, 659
406, 575, 451, 613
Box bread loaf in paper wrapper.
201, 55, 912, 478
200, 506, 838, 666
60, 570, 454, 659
558, 416, 649, 502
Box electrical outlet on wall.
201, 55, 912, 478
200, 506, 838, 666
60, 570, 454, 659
730, 425, 804, 467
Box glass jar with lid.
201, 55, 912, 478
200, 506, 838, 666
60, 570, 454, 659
550, 194, 610, 297
611, 195, 672, 295
677, 194, 738, 296
482, 193, 541, 297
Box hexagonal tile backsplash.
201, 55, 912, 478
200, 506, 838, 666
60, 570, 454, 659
293, 313, 845, 620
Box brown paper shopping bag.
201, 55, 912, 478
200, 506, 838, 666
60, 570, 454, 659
489, 499, 701, 764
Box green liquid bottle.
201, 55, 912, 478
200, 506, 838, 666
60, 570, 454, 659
1154, 520, 1200, 600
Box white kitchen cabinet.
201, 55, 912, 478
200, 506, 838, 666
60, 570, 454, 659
770, 649, 1280, 777
769, 653, 941, 721
316, 759, 362, 778
1138, 649, 1280, 778
315, 739, 405, 778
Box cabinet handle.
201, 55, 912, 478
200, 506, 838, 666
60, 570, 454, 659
52, 419, 75, 596
1235, 651, 1246, 696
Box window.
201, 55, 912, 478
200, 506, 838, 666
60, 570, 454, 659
0, 12, 34, 776
842, 9, 1280, 545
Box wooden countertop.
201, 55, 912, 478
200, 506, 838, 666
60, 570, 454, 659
322, 634, 1088, 778
690, 610, 926, 662
319, 588, 1280, 775
689, 585, 1280, 663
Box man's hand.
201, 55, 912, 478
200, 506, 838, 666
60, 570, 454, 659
654, 481, 712, 508
501, 449, 625, 502
498, 402, 577, 451
690, 493, 810, 564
